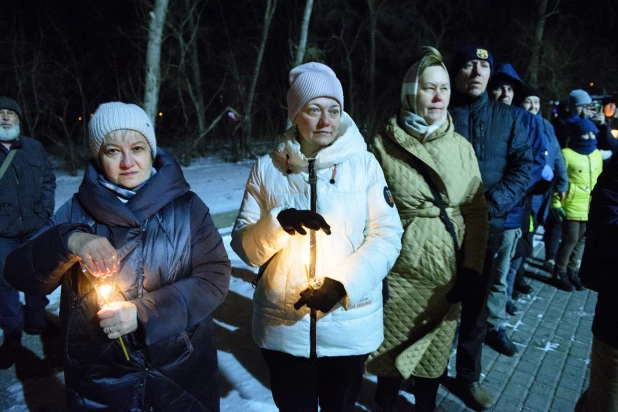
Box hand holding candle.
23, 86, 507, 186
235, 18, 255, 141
98, 301, 138, 339
68, 232, 119, 276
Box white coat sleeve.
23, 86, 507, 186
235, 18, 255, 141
325, 156, 403, 306
231, 161, 291, 267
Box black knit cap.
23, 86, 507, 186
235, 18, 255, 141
0, 96, 22, 119
520, 85, 540, 99
450, 45, 494, 77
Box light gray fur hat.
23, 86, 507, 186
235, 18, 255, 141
88, 102, 156, 159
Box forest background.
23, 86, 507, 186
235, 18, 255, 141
0, 0, 616, 173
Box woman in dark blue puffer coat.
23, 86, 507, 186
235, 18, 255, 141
5, 102, 231, 411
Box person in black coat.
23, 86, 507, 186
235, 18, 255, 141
576, 154, 618, 411
5, 102, 231, 411
447, 46, 532, 411
0, 96, 55, 364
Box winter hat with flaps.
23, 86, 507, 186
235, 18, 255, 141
88, 102, 157, 159
0, 96, 23, 119
287, 62, 344, 123
450, 45, 494, 77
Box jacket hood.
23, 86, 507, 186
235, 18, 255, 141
273, 111, 366, 171
77, 148, 190, 227
489, 63, 523, 93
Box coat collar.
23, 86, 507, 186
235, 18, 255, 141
77, 148, 190, 227
273, 112, 367, 172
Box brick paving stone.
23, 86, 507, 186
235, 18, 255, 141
554, 385, 581, 402
551, 397, 577, 411
524, 391, 553, 411
558, 374, 584, 391
493, 395, 523, 412
570, 344, 591, 359
503, 381, 529, 399
483, 370, 510, 391
516, 360, 541, 376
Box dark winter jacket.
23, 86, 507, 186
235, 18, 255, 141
579, 155, 618, 347
449, 91, 532, 232
503, 106, 549, 229
6, 149, 231, 411
0, 136, 55, 238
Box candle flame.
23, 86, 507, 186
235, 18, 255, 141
98, 284, 112, 303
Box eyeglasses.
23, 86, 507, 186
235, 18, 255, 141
0, 110, 17, 119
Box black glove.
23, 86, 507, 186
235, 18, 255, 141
294, 277, 346, 312
446, 267, 480, 303
277, 208, 331, 235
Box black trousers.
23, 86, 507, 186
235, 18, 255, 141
262, 349, 368, 412
375, 375, 440, 412
456, 231, 503, 382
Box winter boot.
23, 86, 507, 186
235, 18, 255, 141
485, 328, 519, 357
552, 270, 574, 292
514, 276, 533, 295
567, 268, 584, 291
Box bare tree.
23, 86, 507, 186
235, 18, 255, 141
143, 0, 170, 122
240, 0, 278, 156
526, 0, 560, 88
293, 0, 314, 67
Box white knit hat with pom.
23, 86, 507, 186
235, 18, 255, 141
287, 62, 344, 123
88, 102, 156, 159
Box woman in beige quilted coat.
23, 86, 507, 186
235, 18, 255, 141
366, 47, 489, 412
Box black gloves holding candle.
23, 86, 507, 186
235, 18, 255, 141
294, 277, 346, 313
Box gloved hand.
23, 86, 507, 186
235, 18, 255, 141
446, 267, 480, 303
277, 208, 331, 235
541, 164, 554, 182
294, 277, 346, 312
551, 207, 567, 222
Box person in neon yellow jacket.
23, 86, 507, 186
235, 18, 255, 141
550, 117, 603, 291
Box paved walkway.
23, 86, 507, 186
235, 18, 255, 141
0, 227, 596, 411
434, 234, 595, 412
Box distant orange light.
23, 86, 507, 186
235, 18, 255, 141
158, 112, 163, 117
90, 113, 94, 117
78, 116, 82, 121
590, 82, 594, 86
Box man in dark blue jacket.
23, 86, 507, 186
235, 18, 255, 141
485, 63, 550, 357
0, 96, 56, 366
448, 46, 532, 411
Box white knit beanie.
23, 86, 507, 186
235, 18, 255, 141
287, 62, 344, 122
88, 102, 157, 159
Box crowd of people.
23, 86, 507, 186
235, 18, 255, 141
0, 43, 616, 412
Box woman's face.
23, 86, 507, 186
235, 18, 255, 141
416, 65, 450, 125
294, 97, 341, 157
98, 130, 153, 190
521, 96, 541, 115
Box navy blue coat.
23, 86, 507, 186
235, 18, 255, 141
0, 136, 55, 238
449, 91, 532, 232
503, 106, 550, 229
6, 149, 231, 411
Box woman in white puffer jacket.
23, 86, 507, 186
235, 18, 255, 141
231, 62, 402, 411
